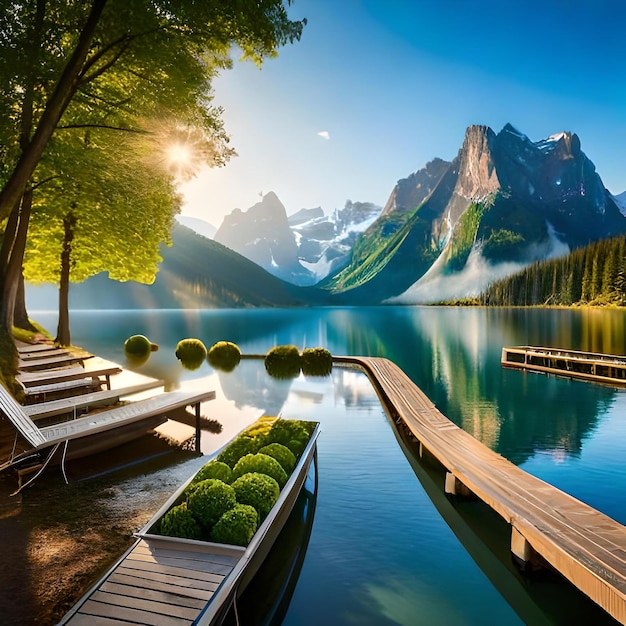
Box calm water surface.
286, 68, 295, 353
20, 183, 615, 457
31, 306, 626, 624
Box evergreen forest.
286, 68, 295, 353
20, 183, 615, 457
479, 235, 626, 307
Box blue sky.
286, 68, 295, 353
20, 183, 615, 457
180, 0, 626, 226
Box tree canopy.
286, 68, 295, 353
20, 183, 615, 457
0, 0, 306, 344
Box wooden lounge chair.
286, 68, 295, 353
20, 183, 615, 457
16, 343, 57, 354
0, 383, 216, 475
16, 363, 122, 391
23, 380, 166, 421
20, 378, 104, 402
18, 348, 71, 361
37, 389, 215, 444
18, 354, 91, 371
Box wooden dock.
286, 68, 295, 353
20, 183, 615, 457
338, 356, 626, 624
501, 345, 626, 387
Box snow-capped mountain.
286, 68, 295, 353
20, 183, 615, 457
289, 200, 382, 283
213, 193, 382, 286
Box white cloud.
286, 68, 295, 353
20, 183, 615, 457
317, 130, 330, 140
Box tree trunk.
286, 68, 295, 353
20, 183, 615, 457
0, 0, 108, 222
0, 188, 34, 336
56, 212, 77, 346
14, 272, 37, 332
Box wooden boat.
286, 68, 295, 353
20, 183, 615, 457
59, 420, 321, 625
501, 345, 626, 387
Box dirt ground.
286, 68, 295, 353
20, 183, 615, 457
0, 440, 204, 625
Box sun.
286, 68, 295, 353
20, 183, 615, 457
166, 142, 192, 167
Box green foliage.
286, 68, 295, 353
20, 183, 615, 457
480, 235, 626, 307
232, 453, 288, 488
445, 202, 486, 272
266, 419, 311, 456
301, 347, 333, 377
207, 341, 241, 372
175, 338, 207, 370
258, 443, 296, 474
191, 460, 233, 485
231, 472, 280, 520
210, 504, 259, 547
482, 229, 525, 256
264, 344, 301, 379
186, 479, 236, 528
0, 329, 17, 394
124, 334, 152, 357
158, 503, 202, 540
216, 435, 263, 469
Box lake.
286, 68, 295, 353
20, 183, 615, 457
15, 306, 626, 624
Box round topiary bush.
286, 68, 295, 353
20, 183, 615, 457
301, 347, 333, 377
210, 504, 258, 546
267, 419, 310, 456
123, 334, 158, 366
124, 334, 152, 356
175, 338, 207, 370
191, 460, 233, 485
232, 453, 288, 488
186, 479, 236, 528
264, 344, 301, 379
158, 502, 202, 540
208, 341, 241, 372
216, 436, 263, 469
258, 442, 296, 474
232, 472, 280, 520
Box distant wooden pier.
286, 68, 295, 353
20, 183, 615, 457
501, 346, 626, 387
338, 356, 626, 623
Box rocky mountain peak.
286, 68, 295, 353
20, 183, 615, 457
214, 191, 310, 284
454, 124, 500, 200
382, 157, 451, 216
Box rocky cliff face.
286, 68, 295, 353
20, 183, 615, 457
214, 192, 313, 285
382, 157, 451, 216
325, 123, 626, 304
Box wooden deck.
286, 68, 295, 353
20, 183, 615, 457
62, 537, 241, 625
502, 346, 626, 387
338, 356, 626, 623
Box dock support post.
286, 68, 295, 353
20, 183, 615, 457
444, 472, 473, 498
195, 402, 201, 454
511, 527, 542, 571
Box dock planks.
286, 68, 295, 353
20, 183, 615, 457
62, 534, 242, 624
339, 356, 626, 623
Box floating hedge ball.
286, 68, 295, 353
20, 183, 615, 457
216, 436, 262, 469
186, 479, 236, 528
208, 341, 241, 372
123, 334, 158, 366
210, 504, 259, 546
124, 334, 151, 356
265, 344, 301, 379
232, 472, 280, 520
175, 338, 207, 370
191, 461, 233, 485
301, 347, 333, 376
232, 453, 288, 488
159, 503, 202, 540
258, 443, 296, 474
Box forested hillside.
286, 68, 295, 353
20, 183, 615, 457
479, 235, 626, 306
